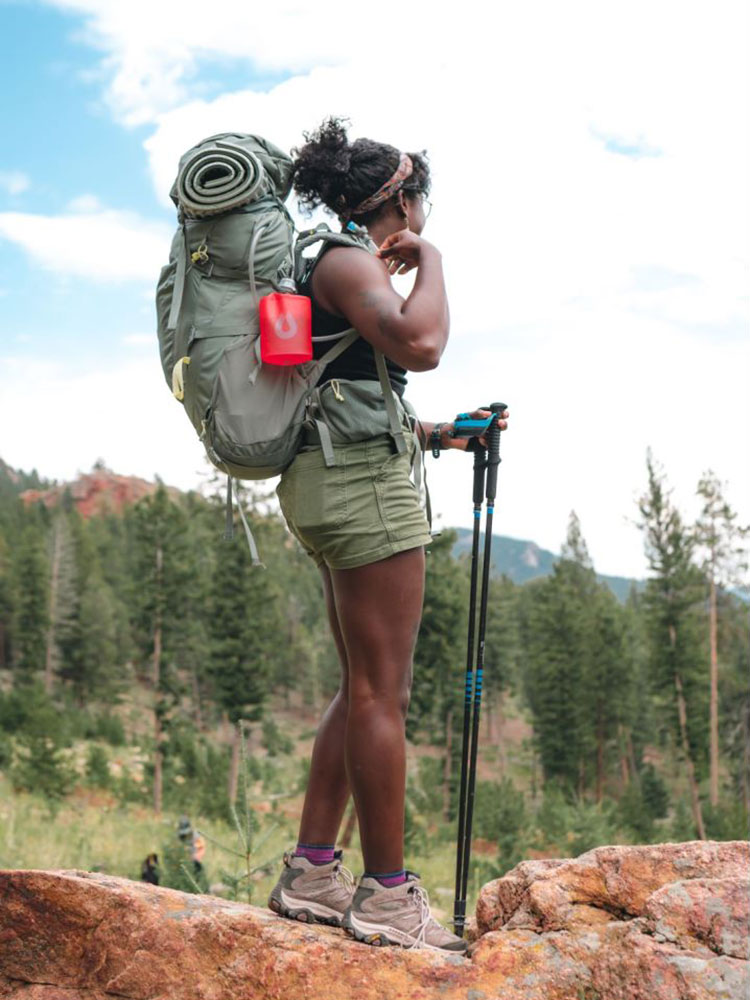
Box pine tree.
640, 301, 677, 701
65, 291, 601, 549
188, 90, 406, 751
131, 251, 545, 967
65, 568, 120, 702
11, 508, 49, 681
43, 510, 79, 693
409, 531, 468, 817
482, 576, 521, 748
518, 514, 599, 794
0, 534, 13, 670
208, 495, 282, 804
694, 470, 749, 806
584, 583, 632, 803
638, 453, 707, 838
130, 484, 191, 814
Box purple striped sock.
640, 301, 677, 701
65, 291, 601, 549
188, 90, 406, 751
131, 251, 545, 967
365, 870, 407, 887
294, 843, 336, 865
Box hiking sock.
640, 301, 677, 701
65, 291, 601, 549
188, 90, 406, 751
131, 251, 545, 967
364, 869, 408, 887
294, 843, 336, 865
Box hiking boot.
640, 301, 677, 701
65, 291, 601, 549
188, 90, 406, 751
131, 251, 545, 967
268, 850, 355, 927
343, 872, 468, 953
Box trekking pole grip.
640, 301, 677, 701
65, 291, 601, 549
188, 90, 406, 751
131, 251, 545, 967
484, 402, 506, 502
470, 439, 487, 507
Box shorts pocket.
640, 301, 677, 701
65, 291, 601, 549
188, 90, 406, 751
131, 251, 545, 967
279, 453, 348, 533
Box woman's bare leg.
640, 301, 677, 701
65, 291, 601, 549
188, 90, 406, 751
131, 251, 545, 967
330, 547, 425, 873
296, 566, 351, 845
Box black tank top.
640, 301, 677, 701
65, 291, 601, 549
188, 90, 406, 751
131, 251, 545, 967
304, 246, 408, 397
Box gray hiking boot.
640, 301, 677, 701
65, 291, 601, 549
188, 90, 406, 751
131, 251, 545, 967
343, 872, 468, 953
268, 850, 355, 927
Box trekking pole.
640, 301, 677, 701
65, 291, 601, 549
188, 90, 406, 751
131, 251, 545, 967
452, 436, 487, 937
453, 402, 506, 936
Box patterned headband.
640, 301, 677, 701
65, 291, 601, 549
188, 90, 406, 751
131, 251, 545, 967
349, 153, 414, 216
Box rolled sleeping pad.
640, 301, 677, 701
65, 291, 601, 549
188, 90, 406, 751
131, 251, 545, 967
175, 140, 266, 217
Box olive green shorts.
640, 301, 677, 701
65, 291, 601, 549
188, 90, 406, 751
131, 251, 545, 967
276, 434, 432, 570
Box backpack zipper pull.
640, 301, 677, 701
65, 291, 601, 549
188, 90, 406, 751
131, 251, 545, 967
331, 379, 345, 402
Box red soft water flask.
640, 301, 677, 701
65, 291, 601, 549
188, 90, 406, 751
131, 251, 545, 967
259, 284, 312, 365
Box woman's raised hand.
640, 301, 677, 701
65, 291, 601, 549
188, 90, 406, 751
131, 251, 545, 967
377, 230, 433, 276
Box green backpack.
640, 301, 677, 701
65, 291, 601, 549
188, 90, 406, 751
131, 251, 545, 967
155, 131, 409, 484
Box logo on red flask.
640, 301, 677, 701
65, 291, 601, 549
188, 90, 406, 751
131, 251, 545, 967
259, 292, 312, 365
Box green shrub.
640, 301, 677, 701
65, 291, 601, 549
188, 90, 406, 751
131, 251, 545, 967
261, 717, 293, 757
533, 786, 571, 846
113, 768, 149, 805
159, 835, 209, 894
640, 764, 669, 820
703, 799, 750, 840
472, 777, 527, 875
0, 732, 11, 770
93, 713, 126, 747
85, 745, 111, 788
617, 782, 655, 843
10, 733, 74, 810
0, 684, 64, 743
533, 787, 618, 856
668, 798, 696, 841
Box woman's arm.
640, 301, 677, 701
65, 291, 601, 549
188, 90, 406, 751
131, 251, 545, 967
312, 233, 449, 372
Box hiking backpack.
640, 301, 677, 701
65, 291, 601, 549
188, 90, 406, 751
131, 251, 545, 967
155, 132, 409, 491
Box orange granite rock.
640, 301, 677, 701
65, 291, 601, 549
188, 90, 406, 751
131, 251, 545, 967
1, 841, 747, 999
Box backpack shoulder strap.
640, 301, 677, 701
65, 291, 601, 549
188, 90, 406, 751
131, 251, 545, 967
294, 222, 376, 288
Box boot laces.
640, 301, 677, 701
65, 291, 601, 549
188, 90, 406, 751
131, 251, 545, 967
405, 884, 441, 950
333, 862, 355, 893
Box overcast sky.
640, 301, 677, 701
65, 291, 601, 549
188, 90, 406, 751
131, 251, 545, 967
0, 0, 747, 579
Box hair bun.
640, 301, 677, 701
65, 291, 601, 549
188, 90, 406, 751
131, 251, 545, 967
292, 116, 353, 211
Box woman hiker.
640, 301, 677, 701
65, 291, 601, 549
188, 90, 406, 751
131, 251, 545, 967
268, 117, 509, 953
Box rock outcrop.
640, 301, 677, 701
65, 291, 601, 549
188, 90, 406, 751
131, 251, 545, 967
1, 840, 747, 999
19, 466, 177, 519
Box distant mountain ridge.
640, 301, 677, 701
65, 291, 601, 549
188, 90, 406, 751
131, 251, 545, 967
450, 527, 642, 602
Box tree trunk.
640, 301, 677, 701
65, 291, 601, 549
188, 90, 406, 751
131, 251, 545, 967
44, 521, 63, 693
674, 667, 706, 839
152, 543, 163, 817
340, 801, 357, 848
709, 577, 720, 806
228, 723, 242, 805
595, 709, 604, 804
191, 667, 204, 731
742, 702, 750, 819
626, 729, 640, 788
668, 623, 705, 838
443, 707, 453, 822
617, 724, 630, 787
497, 690, 506, 777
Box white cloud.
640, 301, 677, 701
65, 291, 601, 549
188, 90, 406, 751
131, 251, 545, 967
14, 0, 750, 577
0, 356, 208, 493
0, 171, 31, 196
121, 332, 154, 346
66, 193, 104, 213
0, 207, 172, 281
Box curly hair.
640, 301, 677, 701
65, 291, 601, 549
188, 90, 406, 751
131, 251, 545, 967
291, 116, 430, 225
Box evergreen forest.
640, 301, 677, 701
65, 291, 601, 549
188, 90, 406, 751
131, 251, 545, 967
0, 453, 747, 912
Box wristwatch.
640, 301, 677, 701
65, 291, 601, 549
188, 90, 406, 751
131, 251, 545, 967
430, 423, 446, 458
